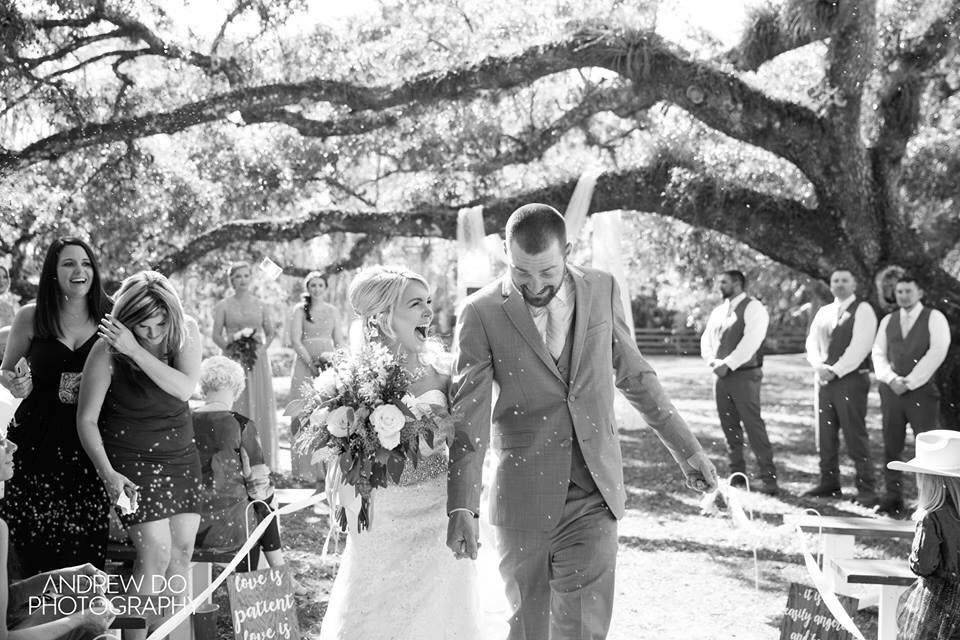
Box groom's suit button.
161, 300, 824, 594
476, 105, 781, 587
568, 395, 575, 402
559, 438, 572, 448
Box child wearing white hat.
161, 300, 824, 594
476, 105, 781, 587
890, 430, 960, 639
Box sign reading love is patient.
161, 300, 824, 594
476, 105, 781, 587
779, 582, 858, 640
227, 566, 300, 640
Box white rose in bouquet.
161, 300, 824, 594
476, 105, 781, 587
370, 404, 405, 449
308, 406, 329, 428
312, 369, 338, 397
326, 406, 354, 437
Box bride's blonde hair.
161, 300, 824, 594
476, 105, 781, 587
348, 266, 430, 343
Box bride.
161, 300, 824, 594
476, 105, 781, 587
318, 266, 488, 640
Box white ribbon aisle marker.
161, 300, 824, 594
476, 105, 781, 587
716, 472, 760, 591
794, 509, 868, 640
145, 493, 326, 640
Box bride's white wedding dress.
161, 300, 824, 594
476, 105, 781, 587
318, 389, 493, 640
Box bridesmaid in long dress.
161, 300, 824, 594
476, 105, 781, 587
287, 271, 345, 482
0, 266, 19, 328
0, 238, 112, 576
212, 262, 279, 469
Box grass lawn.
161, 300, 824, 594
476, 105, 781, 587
210, 354, 914, 639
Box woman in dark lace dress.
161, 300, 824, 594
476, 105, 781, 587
0, 238, 112, 576
77, 271, 202, 633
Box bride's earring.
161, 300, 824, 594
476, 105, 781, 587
364, 317, 381, 341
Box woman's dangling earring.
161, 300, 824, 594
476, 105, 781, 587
364, 317, 380, 342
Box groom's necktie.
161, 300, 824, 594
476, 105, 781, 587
545, 298, 566, 361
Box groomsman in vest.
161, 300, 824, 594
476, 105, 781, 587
802, 268, 878, 506
701, 270, 778, 495
872, 274, 951, 514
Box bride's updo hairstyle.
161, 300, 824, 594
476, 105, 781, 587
348, 266, 429, 343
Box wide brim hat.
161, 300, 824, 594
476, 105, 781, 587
888, 430, 960, 478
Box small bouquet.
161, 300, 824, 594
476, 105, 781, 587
286, 342, 452, 532
225, 327, 260, 371
312, 352, 333, 372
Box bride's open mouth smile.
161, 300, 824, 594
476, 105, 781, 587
414, 323, 429, 341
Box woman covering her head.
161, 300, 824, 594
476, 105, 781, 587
77, 270, 203, 635
0, 237, 112, 576
211, 261, 279, 469
288, 270, 345, 483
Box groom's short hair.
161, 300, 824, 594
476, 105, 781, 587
505, 203, 567, 254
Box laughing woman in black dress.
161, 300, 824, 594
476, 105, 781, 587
0, 238, 111, 576
77, 271, 202, 632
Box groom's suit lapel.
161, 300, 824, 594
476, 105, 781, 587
567, 265, 591, 385
500, 276, 564, 382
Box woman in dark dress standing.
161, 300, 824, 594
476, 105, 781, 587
0, 238, 111, 576
77, 271, 202, 633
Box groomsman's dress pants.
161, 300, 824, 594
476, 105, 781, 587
714, 367, 777, 481
817, 372, 876, 493
494, 442, 618, 640
879, 381, 940, 500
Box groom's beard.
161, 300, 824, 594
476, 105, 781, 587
519, 283, 559, 308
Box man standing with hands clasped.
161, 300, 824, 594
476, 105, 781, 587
872, 273, 951, 515
803, 268, 878, 505
446, 204, 718, 640
701, 270, 778, 495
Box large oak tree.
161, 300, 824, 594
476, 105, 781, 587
2, 0, 959, 418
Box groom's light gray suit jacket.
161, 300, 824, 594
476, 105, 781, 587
448, 264, 703, 531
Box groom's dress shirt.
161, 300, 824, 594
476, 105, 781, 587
528, 272, 575, 359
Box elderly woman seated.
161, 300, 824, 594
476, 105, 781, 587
192, 356, 306, 593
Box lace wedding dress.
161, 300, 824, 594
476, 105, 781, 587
318, 389, 495, 640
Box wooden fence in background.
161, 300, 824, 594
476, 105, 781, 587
634, 328, 807, 356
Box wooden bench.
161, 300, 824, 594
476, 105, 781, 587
794, 515, 914, 596
830, 558, 915, 640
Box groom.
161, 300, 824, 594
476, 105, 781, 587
447, 203, 718, 640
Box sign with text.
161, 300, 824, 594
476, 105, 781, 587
227, 567, 300, 640
779, 582, 858, 640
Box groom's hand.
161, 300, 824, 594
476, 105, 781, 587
682, 451, 719, 493
446, 510, 479, 560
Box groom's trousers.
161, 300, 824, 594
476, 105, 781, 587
493, 483, 618, 640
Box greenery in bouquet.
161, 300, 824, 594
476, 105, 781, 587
285, 342, 453, 532
224, 327, 260, 371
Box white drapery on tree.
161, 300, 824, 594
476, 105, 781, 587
456, 206, 492, 301
591, 211, 634, 333
563, 171, 634, 334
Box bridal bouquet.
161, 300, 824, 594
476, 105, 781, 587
286, 343, 452, 532
224, 328, 260, 370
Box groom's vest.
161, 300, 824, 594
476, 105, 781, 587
555, 321, 597, 493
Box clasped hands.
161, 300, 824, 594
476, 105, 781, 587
709, 360, 730, 378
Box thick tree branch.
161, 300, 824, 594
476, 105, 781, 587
154, 164, 845, 281
20, 4, 244, 84
1, 28, 826, 188
873, 0, 960, 166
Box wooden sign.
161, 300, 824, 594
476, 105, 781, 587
227, 566, 301, 640
779, 582, 858, 640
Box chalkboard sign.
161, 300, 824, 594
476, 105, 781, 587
779, 582, 858, 640
227, 566, 301, 640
